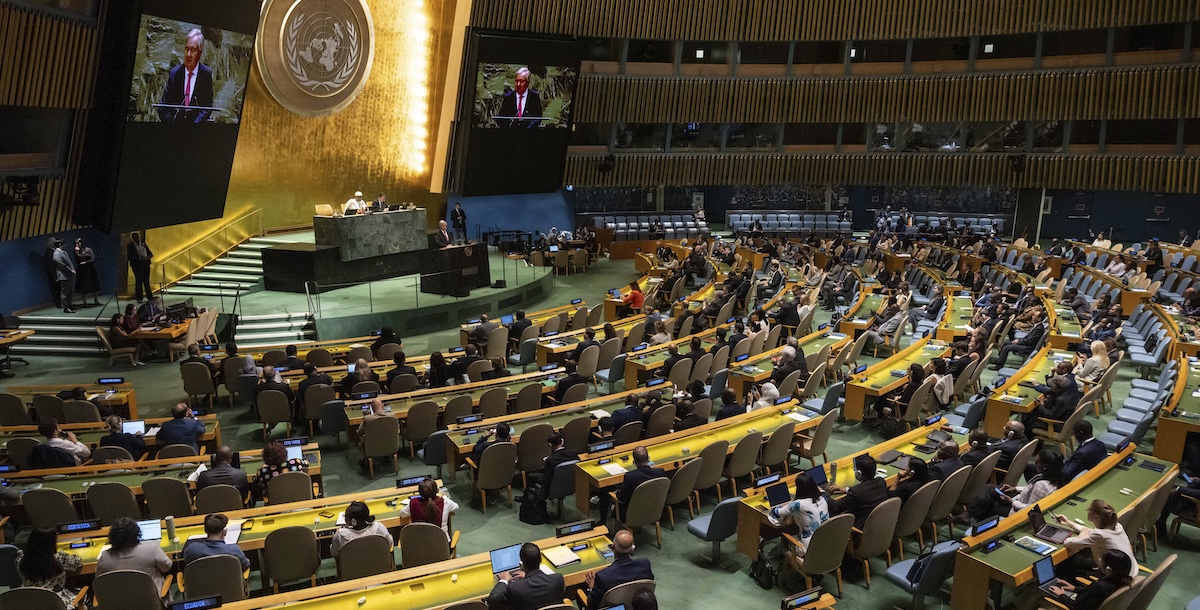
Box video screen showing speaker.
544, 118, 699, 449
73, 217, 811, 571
78, 0, 261, 233
457, 31, 580, 197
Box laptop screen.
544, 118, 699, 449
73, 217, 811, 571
137, 519, 162, 541
286, 445, 304, 461
853, 364, 868, 374
549, 245, 559, 252
489, 544, 523, 574
765, 482, 791, 507
1033, 556, 1056, 586
501, 314, 514, 325
971, 516, 999, 536
122, 420, 146, 435
805, 464, 828, 488
1027, 505, 1046, 530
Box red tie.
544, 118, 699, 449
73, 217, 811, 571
184, 72, 193, 106
517, 95, 524, 118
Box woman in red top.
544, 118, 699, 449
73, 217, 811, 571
400, 479, 459, 539
618, 281, 644, 318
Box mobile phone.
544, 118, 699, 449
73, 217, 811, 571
385, 499, 398, 508
318, 511, 335, 519
241, 519, 254, 531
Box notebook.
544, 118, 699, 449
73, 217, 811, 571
542, 545, 582, 568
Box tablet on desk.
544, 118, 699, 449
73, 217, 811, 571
122, 420, 146, 435
489, 543, 523, 575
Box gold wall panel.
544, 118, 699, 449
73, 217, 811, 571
564, 153, 1200, 194
575, 66, 1200, 124
471, 0, 1200, 41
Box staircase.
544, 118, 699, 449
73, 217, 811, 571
167, 235, 304, 298
234, 312, 317, 349
12, 313, 109, 357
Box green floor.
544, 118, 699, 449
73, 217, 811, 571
2, 255, 1197, 609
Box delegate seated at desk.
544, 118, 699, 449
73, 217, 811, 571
434, 220, 453, 248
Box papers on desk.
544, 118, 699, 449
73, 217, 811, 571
187, 464, 208, 482
87, 393, 103, 401
348, 343, 367, 349
542, 545, 582, 568
336, 512, 347, 526
98, 544, 112, 558
539, 564, 556, 576
590, 409, 611, 420
826, 333, 847, 339
187, 519, 243, 544
600, 462, 627, 476
144, 426, 160, 438
786, 411, 811, 422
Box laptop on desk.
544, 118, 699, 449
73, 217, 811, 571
1027, 505, 1072, 544
765, 482, 791, 507
1033, 556, 1077, 601
137, 519, 162, 541
490, 543, 523, 576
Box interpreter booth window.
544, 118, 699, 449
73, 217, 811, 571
1042, 29, 1108, 57
1071, 120, 1103, 150
849, 38, 907, 63
1030, 121, 1065, 153
963, 121, 1027, 152
570, 123, 613, 147
893, 123, 968, 152
627, 39, 674, 62
869, 123, 897, 151
738, 41, 790, 64
580, 37, 621, 62
670, 123, 723, 151
792, 41, 842, 65
726, 123, 778, 150
910, 37, 970, 62
1105, 120, 1178, 146
682, 42, 728, 64
613, 123, 667, 151
783, 123, 839, 148
841, 123, 869, 150
1113, 24, 1188, 52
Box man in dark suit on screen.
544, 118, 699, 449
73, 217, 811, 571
497, 67, 543, 128
158, 28, 215, 123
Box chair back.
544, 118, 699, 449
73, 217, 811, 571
587, 305, 604, 327
577, 345, 601, 378
517, 423, 554, 473
267, 471, 314, 505
544, 459, 579, 503
362, 416, 401, 460
693, 440, 730, 491
797, 513, 855, 576
0, 588, 66, 610
894, 480, 940, 540
710, 345, 730, 378
676, 316, 694, 339
195, 484, 245, 513
398, 521, 453, 568
666, 456, 703, 507
220, 357, 245, 397
303, 384, 336, 421
541, 314, 560, 335
1126, 553, 1177, 610
561, 382, 588, 404
928, 465, 973, 521
698, 497, 742, 542
183, 554, 246, 601
513, 383, 542, 412
263, 526, 320, 586
475, 442, 518, 491
0, 545, 19, 588
477, 387, 508, 420
320, 400, 349, 439
613, 421, 643, 446
749, 331, 767, 356
622, 322, 646, 352
693, 397, 713, 420
644, 404, 675, 438
806, 413, 837, 459
91, 445, 135, 465
86, 482, 141, 525
351, 380, 382, 395
375, 343, 402, 361
619, 477, 670, 528
466, 359, 493, 383
1118, 499, 1153, 548
23, 488, 79, 528
690, 353, 714, 385
909, 541, 963, 595
959, 450, 1003, 504
560, 416, 592, 455
598, 580, 656, 609
404, 400, 439, 444
389, 374, 420, 393
483, 326, 510, 361
442, 395, 474, 425
181, 362, 217, 396
1054, 402, 1091, 446
850, 497, 902, 560
346, 346, 373, 363
1002, 440, 1040, 487
758, 421, 794, 469
62, 400, 101, 423
337, 534, 395, 579
93, 569, 161, 609
842, 332, 870, 371
731, 337, 751, 359
158, 443, 198, 458
143, 477, 194, 518
597, 338, 622, 373
257, 389, 292, 427
31, 395, 65, 424
305, 347, 334, 366
724, 431, 763, 480
798, 363, 827, 400
666, 358, 692, 389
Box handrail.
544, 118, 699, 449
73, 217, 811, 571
156, 208, 264, 291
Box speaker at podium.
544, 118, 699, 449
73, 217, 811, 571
420, 239, 491, 297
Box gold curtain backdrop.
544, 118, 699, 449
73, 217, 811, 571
145, 0, 459, 265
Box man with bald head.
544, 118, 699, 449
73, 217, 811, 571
357, 398, 390, 445
196, 445, 249, 498
993, 420, 1027, 471
583, 529, 654, 609
929, 440, 964, 480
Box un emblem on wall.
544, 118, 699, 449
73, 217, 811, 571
257, 0, 374, 116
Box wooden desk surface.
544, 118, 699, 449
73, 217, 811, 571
535, 314, 645, 366
726, 328, 851, 398
0, 415, 219, 452
343, 369, 564, 427
982, 347, 1072, 437
843, 337, 951, 421
0, 330, 34, 346
130, 320, 191, 341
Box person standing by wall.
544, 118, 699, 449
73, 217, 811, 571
51, 239, 76, 314
126, 232, 154, 303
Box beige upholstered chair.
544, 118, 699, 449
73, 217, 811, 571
782, 513, 855, 596
466, 441, 518, 514
847, 497, 902, 588
335, 535, 394, 580
399, 521, 460, 569
143, 477, 194, 519
610, 477, 671, 548
180, 555, 247, 602
263, 526, 320, 593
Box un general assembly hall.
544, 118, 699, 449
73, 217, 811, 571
3, 0, 1200, 608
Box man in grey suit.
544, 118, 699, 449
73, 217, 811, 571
488, 542, 565, 610
51, 238, 76, 313
196, 445, 249, 500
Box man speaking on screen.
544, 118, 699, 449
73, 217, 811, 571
498, 67, 542, 128
158, 28, 215, 123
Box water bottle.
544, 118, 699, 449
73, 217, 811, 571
829, 461, 838, 486
165, 515, 176, 541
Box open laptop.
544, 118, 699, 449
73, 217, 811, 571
805, 464, 828, 491
1027, 505, 1072, 544
137, 519, 163, 541
121, 420, 146, 435
501, 314, 514, 325
765, 482, 791, 507
1033, 556, 1076, 600
549, 245, 560, 253
489, 543, 523, 575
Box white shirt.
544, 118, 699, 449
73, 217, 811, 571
1064, 524, 1139, 578
329, 521, 393, 557
344, 198, 366, 213
46, 437, 91, 465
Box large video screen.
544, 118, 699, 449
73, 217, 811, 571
77, 0, 260, 233
457, 32, 580, 197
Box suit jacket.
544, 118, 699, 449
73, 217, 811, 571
297, 373, 334, 403
497, 89, 544, 128
715, 402, 745, 420
451, 207, 467, 229
830, 477, 889, 527
929, 456, 964, 480
674, 414, 707, 431
126, 241, 154, 265
961, 447, 993, 468
510, 318, 533, 338
159, 63, 215, 123
278, 356, 306, 372
609, 405, 642, 432
1017, 324, 1045, 349
618, 465, 666, 512
541, 448, 579, 483
992, 437, 1025, 471
52, 248, 74, 281
924, 295, 945, 316
774, 304, 801, 327
1062, 438, 1106, 480
433, 229, 453, 248
196, 462, 249, 497
586, 556, 654, 609
488, 569, 564, 610
569, 339, 600, 363
98, 432, 146, 460
256, 380, 296, 404
180, 355, 218, 378
554, 373, 588, 403
471, 322, 499, 345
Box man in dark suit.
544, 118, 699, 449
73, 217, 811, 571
673, 401, 706, 431
991, 311, 1045, 370
487, 542, 564, 610
685, 337, 706, 364
254, 366, 296, 406
384, 352, 418, 388
470, 314, 500, 352
497, 67, 543, 128
828, 455, 889, 527
609, 395, 644, 432
583, 529, 654, 609
551, 360, 588, 404
127, 232, 154, 303
759, 261, 786, 297
1060, 421, 1106, 481
158, 403, 206, 452
449, 344, 484, 382
728, 323, 748, 350
509, 309, 533, 338
451, 203, 468, 242
708, 328, 731, 356
278, 345, 305, 372
929, 440, 965, 480
196, 445, 249, 499
657, 344, 684, 378
615, 446, 666, 521
432, 220, 453, 249
908, 292, 945, 333
158, 28, 214, 123
296, 363, 334, 420
137, 296, 165, 322
772, 301, 801, 329
768, 345, 807, 387
569, 328, 600, 362
535, 431, 578, 491
991, 421, 1027, 471
715, 389, 745, 420
179, 344, 219, 381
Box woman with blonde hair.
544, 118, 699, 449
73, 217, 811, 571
340, 357, 379, 396
1072, 340, 1109, 383
1054, 499, 1139, 579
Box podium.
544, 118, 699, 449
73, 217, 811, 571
420, 243, 491, 297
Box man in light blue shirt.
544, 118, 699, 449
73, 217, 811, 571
182, 514, 250, 569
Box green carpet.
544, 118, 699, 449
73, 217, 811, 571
2, 255, 1196, 609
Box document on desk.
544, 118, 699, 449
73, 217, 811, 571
786, 411, 811, 422
590, 409, 611, 420
144, 426, 160, 438
542, 545, 581, 567
600, 462, 627, 476
225, 519, 244, 543
187, 464, 208, 482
